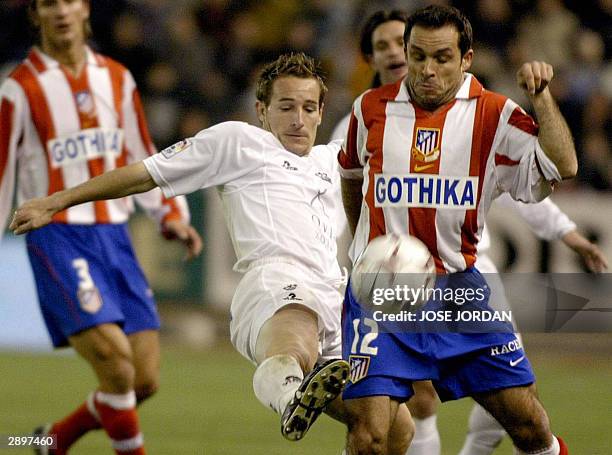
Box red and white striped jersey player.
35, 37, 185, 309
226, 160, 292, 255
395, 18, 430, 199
0, 16, 199, 454
337, 5, 577, 455
339, 73, 564, 272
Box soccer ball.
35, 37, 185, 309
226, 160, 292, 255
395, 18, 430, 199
350, 234, 436, 312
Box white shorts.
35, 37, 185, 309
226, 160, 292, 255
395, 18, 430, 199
230, 257, 344, 364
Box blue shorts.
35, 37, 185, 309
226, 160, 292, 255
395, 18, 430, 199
342, 268, 534, 402
26, 223, 160, 347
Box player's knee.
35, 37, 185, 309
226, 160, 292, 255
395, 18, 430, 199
104, 358, 136, 391
348, 426, 387, 455
84, 332, 132, 365
509, 411, 552, 451
407, 382, 438, 419
86, 342, 135, 391
347, 417, 389, 455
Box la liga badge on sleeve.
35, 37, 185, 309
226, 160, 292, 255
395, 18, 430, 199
161, 139, 192, 159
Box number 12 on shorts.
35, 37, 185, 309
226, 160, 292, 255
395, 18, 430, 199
350, 318, 379, 355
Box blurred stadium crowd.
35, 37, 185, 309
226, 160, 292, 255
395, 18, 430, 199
1, 0, 610, 192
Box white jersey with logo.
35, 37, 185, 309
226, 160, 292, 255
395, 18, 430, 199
144, 121, 343, 279
0, 47, 188, 239
339, 75, 562, 273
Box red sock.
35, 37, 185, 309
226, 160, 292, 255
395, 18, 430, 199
94, 391, 145, 455
557, 437, 569, 455
50, 396, 101, 454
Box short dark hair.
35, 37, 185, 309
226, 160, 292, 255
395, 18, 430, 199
359, 9, 409, 58
256, 52, 328, 107
359, 10, 409, 88
404, 5, 473, 56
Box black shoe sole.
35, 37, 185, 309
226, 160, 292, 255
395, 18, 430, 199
281, 359, 349, 441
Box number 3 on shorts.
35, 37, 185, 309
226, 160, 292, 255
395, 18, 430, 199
350, 318, 379, 355
72, 258, 103, 314
72, 258, 94, 290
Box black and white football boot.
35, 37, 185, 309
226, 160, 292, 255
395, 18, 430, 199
281, 358, 349, 441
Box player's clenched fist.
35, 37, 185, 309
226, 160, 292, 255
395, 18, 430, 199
516, 61, 554, 96
9, 195, 61, 235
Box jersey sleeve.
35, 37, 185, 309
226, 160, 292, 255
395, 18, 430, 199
143, 122, 263, 198
338, 93, 367, 180
121, 69, 190, 225
492, 100, 562, 203
0, 79, 26, 240
495, 192, 576, 241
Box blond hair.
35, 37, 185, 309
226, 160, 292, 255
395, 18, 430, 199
256, 53, 327, 106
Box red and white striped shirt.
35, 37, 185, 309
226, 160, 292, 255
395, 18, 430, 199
0, 47, 188, 237
338, 74, 561, 273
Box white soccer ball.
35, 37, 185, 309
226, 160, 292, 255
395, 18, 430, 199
350, 234, 436, 312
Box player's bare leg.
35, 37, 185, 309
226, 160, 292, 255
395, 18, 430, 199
328, 396, 413, 455
255, 305, 320, 372
42, 324, 145, 454
473, 384, 566, 454
345, 395, 407, 455
252, 304, 349, 441
128, 330, 160, 403
406, 380, 441, 455
36, 328, 159, 454
389, 403, 414, 454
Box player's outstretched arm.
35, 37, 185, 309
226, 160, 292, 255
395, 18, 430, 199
10, 162, 155, 235
562, 230, 609, 273
516, 61, 577, 179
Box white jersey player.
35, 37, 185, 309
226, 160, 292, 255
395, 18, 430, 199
145, 120, 345, 357
10, 53, 416, 451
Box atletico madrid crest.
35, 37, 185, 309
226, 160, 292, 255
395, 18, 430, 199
75, 90, 96, 118
412, 127, 441, 162
348, 355, 371, 383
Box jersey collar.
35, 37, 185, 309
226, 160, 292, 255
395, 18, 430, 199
30, 45, 100, 72
389, 73, 484, 102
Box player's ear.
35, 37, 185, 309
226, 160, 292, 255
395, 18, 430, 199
461, 49, 473, 72
255, 100, 266, 125
317, 102, 324, 126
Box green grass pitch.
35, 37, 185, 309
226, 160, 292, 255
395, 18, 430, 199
0, 337, 610, 454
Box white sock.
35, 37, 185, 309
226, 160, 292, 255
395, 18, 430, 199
95, 390, 137, 409
458, 404, 506, 455
252, 354, 303, 415
406, 415, 441, 455
514, 436, 560, 455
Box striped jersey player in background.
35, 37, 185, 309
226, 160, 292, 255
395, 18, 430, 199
332, 9, 607, 455
0, 1, 201, 454
339, 5, 577, 455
